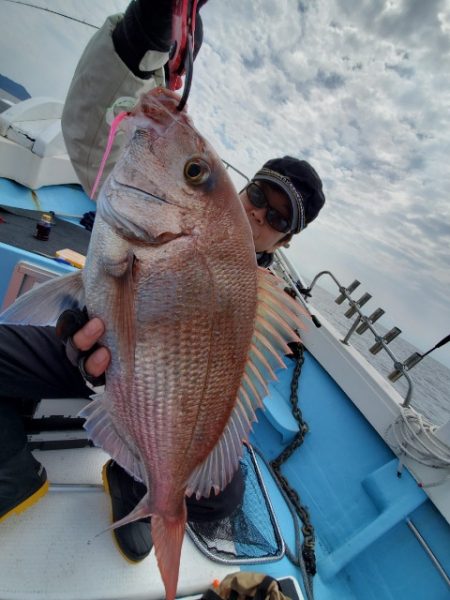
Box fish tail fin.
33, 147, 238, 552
152, 503, 187, 600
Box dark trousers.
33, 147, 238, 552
0, 324, 92, 462
0, 324, 243, 520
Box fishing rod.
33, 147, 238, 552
1, 0, 99, 29
389, 333, 450, 382
168, 0, 200, 111
422, 334, 450, 358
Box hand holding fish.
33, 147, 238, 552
55, 310, 110, 384
72, 318, 110, 378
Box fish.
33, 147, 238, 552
0, 87, 308, 599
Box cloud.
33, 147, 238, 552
191, 0, 450, 367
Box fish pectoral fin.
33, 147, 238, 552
152, 506, 187, 600
187, 268, 309, 500
0, 271, 84, 325
79, 395, 145, 482
103, 249, 134, 279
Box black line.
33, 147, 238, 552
1, 0, 99, 29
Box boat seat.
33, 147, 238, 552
1, 258, 64, 311
0, 96, 79, 189
263, 379, 299, 444
2, 259, 91, 450
23, 397, 91, 451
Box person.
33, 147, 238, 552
0, 0, 325, 564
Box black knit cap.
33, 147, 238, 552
253, 156, 325, 234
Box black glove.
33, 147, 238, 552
194, 1, 208, 59
80, 210, 96, 232
56, 308, 106, 388
192, 11, 204, 60
113, 0, 208, 78
113, 0, 174, 78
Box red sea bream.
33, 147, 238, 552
0, 87, 307, 600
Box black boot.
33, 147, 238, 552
102, 460, 153, 562
0, 446, 48, 523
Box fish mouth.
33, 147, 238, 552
111, 179, 171, 205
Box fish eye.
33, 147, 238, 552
184, 159, 211, 185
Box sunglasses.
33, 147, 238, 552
245, 182, 292, 233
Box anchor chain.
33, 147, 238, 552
270, 341, 317, 577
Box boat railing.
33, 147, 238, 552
272, 250, 419, 408
222, 159, 250, 185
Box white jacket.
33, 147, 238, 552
61, 14, 168, 196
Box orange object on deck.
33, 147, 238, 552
55, 248, 86, 269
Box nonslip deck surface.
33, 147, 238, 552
0, 448, 235, 600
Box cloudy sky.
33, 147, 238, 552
1, 0, 449, 368
190, 0, 450, 369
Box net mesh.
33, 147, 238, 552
187, 445, 285, 564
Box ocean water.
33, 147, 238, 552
306, 286, 450, 426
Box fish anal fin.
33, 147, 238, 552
152, 505, 187, 600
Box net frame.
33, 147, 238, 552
186, 443, 285, 565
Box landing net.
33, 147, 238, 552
186, 444, 285, 564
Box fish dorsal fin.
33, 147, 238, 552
186, 268, 308, 499
0, 271, 85, 325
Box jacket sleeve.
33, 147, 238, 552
61, 14, 167, 197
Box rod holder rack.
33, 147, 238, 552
307, 270, 415, 407
369, 327, 402, 354
356, 308, 385, 334
388, 352, 423, 382
344, 292, 372, 318
335, 279, 360, 304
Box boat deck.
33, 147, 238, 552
0, 447, 237, 600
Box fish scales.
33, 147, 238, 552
130, 247, 253, 471
93, 238, 255, 488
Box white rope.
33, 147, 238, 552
386, 407, 450, 486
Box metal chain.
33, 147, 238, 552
270, 342, 317, 577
